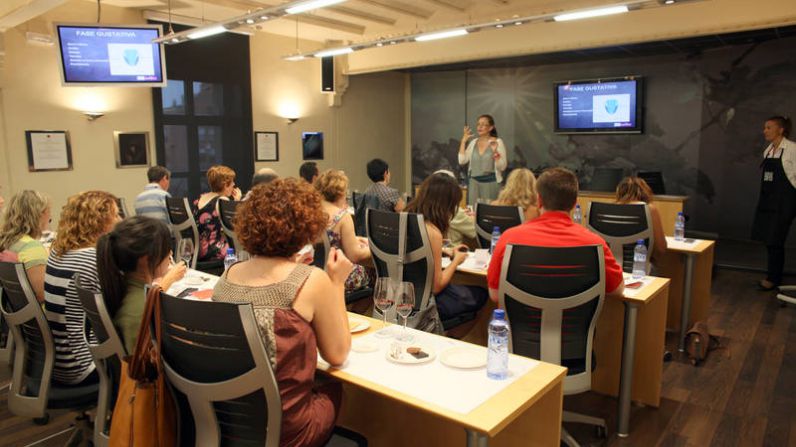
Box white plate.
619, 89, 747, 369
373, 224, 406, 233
348, 317, 371, 333
385, 344, 436, 365
184, 276, 204, 286
439, 346, 486, 369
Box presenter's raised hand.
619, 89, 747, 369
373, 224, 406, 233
462, 125, 473, 142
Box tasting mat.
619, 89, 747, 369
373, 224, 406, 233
318, 327, 538, 415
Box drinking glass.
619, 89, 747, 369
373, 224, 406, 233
396, 282, 415, 342
373, 277, 396, 338
180, 239, 195, 267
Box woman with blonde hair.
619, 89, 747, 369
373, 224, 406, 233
315, 169, 374, 293
194, 165, 242, 262
45, 190, 119, 385
492, 168, 540, 222
615, 176, 667, 262
0, 190, 51, 302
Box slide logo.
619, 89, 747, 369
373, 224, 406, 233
604, 99, 619, 115
123, 49, 140, 66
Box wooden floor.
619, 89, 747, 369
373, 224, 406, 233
0, 268, 794, 446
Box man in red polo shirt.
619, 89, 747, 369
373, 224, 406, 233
487, 167, 624, 301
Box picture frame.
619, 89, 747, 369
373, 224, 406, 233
254, 131, 279, 162
26, 130, 73, 172
114, 131, 151, 168
302, 131, 324, 161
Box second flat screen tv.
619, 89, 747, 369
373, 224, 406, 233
554, 77, 643, 134
55, 23, 166, 87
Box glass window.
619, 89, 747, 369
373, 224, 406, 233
162, 80, 185, 115
164, 125, 189, 172
198, 126, 223, 171
168, 177, 189, 199
193, 82, 223, 116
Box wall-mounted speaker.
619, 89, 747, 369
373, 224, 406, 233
321, 57, 334, 93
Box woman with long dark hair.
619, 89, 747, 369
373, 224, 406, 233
751, 116, 796, 290
457, 114, 508, 205
96, 216, 185, 353
406, 173, 488, 326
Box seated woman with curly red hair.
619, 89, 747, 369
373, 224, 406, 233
212, 178, 352, 447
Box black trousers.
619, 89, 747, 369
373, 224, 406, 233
767, 244, 786, 285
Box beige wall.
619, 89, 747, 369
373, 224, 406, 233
249, 32, 408, 194
0, 0, 409, 225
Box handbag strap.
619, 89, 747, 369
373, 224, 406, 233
128, 285, 163, 381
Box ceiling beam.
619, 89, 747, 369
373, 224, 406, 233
424, 0, 468, 12
356, 0, 433, 19
297, 14, 365, 35
0, 0, 69, 32
327, 5, 396, 25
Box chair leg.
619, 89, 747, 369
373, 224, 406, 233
561, 427, 580, 447
563, 410, 607, 429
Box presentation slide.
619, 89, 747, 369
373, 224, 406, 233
557, 80, 638, 130
58, 26, 163, 84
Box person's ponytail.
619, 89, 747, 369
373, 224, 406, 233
96, 233, 126, 317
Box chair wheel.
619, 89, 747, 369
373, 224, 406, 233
595, 425, 607, 438
33, 414, 50, 425
663, 350, 673, 362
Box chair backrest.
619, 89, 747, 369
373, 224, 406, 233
586, 202, 654, 274
215, 199, 250, 261
166, 197, 200, 269
311, 231, 331, 270
637, 171, 666, 195
354, 193, 382, 237
75, 274, 126, 447
157, 293, 281, 447
367, 209, 441, 332
497, 244, 605, 394
116, 197, 129, 219
474, 203, 525, 249
0, 262, 54, 418
589, 168, 624, 192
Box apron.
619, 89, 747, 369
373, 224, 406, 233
751, 148, 796, 245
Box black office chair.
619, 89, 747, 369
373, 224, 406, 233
75, 274, 127, 447
354, 192, 381, 237
216, 199, 250, 261
474, 203, 524, 249
586, 202, 654, 274
0, 312, 13, 365
366, 209, 447, 333
312, 232, 373, 307
157, 293, 367, 447
166, 197, 224, 275
637, 171, 666, 195
497, 244, 607, 446
589, 168, 624, 192
0, 262, 98, 434
116, 197, 130, 219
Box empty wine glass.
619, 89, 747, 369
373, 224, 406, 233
373, 277, 396, 339
180, 239, 195, 267
396, 282, 415, 342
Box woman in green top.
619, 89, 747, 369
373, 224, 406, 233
0, 190, 51, 302
96, 216, 185, 353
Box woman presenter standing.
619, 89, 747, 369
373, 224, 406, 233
458, 114, 508, 206
751, 116, 796, 290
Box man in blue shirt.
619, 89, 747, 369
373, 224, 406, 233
134, 166, 171, 224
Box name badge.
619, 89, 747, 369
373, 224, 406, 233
763, 171, 774, 182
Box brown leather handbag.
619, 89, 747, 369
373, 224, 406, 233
109, 286, 176, 446
684, 321, 721, 366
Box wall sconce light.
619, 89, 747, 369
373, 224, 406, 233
83, 111, 105, 121
286, 117, 299, 125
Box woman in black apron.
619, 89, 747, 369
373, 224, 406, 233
751, 116, 796, 290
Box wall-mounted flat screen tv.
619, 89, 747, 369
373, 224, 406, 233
554, 77, 643, 134
55, 23, 166, 87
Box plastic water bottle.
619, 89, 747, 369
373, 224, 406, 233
224, 248, 238, 271
674, 212, 685, 241
490, 226, 501, 254
632, 240, 647, 279
573, 204, 582, 224
487, 309, 510, 380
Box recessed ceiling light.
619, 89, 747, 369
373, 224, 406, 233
496, 24, 504, 28
245, 19, 255, 24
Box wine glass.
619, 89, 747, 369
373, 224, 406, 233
396, 282, 415, 342
180, 239, 195, 268
373, 277, 396, 339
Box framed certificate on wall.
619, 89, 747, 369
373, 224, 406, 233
26, 130, 73, 172
255, 131, 279, 162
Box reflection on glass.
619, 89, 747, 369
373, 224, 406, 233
164, 125, 189, 172
193, 82, 223, 116
162, 80, 185, 115
169, 177, 188, 198
198, 126, 223, 171
199, 177, 209, 194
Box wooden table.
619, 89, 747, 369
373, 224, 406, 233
322, 315, 567, 447
657, 237, 715, 351
452, 267, 670, 438
577, 191, 687, 237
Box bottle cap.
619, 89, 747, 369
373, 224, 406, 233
575, 204, 581, 209
227, 248, 235, 254
637, 239, 645, 245
678, 212, 683, 216
493, 309, 505, 320
492, 226, 500, 232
